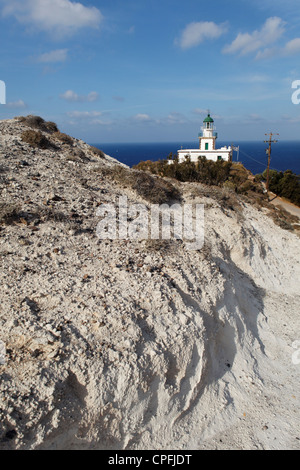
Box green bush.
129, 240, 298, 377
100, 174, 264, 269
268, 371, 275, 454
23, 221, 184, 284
134, 156, 253, 191
257, 169, 300, 206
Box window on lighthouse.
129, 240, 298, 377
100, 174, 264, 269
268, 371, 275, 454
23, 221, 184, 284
205, 143, 209, 150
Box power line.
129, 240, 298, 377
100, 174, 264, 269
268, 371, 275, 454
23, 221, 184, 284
238, 148, 282, 172
264, 133, 279, 192
239, 149, 267, 167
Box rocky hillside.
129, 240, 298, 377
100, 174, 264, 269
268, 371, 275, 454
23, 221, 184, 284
0, 116, 299, 450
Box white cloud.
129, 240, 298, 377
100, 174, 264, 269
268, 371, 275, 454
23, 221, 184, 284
5, 99, 27, 108
60, 90, 99, 102
1, 0, 103, 37
176, 21, 228, 50
166, 112, 186, 124
85, 91, 99, 103
66, 110, 112, 126
223, 17, 286, 56
134, 113, 151, 122
91, 119, 112, 126
255, 37, 300, 60
37, 49, 68, 63
66, 111, 102, 118
255, 47, 278, 60
282, 37, 300, 55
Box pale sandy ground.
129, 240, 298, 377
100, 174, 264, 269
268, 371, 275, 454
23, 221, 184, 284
0, 118, 299, 450
269, 193, 300, 218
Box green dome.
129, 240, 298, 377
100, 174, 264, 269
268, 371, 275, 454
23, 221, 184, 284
203, 113, 214, 123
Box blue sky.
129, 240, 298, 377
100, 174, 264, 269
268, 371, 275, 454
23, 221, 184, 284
0, 0, 300, 143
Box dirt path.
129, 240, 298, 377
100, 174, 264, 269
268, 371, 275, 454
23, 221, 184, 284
268, 193, 300, 219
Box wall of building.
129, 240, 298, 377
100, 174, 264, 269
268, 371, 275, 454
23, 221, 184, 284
200, 138, 216, 151
177, 149, 231, 163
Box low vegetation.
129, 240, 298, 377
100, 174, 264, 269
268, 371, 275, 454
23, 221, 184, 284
17, 115, 59, 134
0, 201, 79, 232
134, 155, 261, 194
134, 155, 300, 233
90, 146, 106, 159
98, 165, 181, 204
21, 130, 54, 149
53, 131, 74, 145
267, 204, 299, 231
255, 169, 300, 207
0, 203, 22, 225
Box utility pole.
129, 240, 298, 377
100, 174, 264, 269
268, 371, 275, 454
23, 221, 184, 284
264, 133, 279, 193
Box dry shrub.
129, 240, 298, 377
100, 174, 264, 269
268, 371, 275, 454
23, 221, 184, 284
54, 131, 74, 145
268, 205, 298, 231
237, 180, 254, 194
66, 149, 90, 163
0, 202, 21, 225
189, 182, 243, 214
17, 115, 59, 133
90, 146, 105, 158
35, 206, 70, 224
132, 171, 180, 204
45, 121, 59, 133
21, 130, 52, 149
144, 239, 176, 253
101, 166, 181, 204
0, 202, 72, 227
229, 163, 250, 183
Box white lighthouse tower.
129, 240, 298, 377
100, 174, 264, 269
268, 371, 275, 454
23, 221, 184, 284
176, 112, 233, 163
199, 113, 217, 151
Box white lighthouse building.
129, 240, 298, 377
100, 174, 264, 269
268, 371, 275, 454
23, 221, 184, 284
177, 113, 233, 163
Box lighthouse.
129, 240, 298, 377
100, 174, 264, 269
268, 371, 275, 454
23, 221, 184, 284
199, 113, 217, 151
176, 112, 233, 164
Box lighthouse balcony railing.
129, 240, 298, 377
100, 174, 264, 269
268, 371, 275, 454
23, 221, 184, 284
198, 131, 218, 138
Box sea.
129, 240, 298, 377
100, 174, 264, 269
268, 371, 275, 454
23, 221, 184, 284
91, 140, 300, 176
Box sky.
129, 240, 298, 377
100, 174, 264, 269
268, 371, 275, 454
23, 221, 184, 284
0, 0, 300, 143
